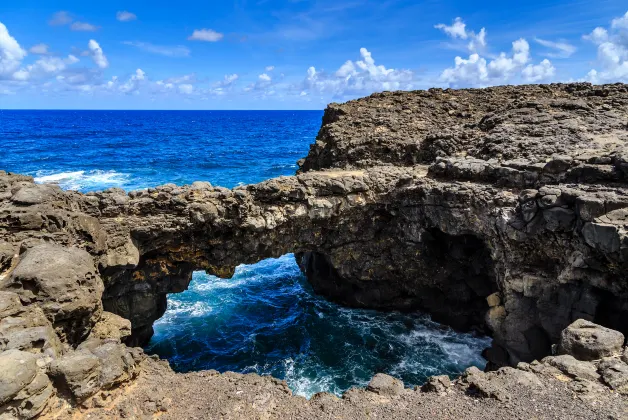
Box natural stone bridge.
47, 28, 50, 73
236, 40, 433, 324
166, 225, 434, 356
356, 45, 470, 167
1, 83, 628, 418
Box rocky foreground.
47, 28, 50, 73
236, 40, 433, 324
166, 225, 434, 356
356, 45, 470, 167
1, 83, 628, 418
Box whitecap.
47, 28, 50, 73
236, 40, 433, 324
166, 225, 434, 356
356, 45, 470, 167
34, 169, 130, 192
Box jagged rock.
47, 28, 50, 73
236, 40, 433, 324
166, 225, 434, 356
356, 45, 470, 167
0, 349, 37, 405
88, 312, 131, 342
366, 373, 404, 396
542, 355, 600, 381
2, 244, 104, 344
421, 375, 451, 393
622, 347, 628, 364
1, 372, 54, 419
49, 351, 102, 402
10, 184, 60, 206
0, 291, 62, 357
89, 341, 141, 388
598, 357, 628, 394
557, 319, 625, 361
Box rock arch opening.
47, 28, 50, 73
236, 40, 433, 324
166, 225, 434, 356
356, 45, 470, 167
141, 253, 492, 397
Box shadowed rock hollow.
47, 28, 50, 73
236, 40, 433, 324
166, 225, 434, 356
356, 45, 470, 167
1, 83, 628, 419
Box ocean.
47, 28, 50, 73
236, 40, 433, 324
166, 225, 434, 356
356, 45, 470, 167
0, 109, 491, 397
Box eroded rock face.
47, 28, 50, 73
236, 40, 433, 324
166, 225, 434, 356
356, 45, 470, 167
2, 243, 104, 345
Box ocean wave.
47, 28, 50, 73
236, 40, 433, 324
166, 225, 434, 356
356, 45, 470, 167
34, 169, 130, 192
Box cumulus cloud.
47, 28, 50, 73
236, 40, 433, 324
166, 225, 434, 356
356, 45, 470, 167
534, 38, 577, 58
265, 65, 275, 71
301, 48, 415, 99
29, 43, 49, 55
188, 29, 224, 42
119, 68, 146, 94
12, 55, 80, 81
49, 11, 73, 26
435, 17, 487, 53
522, 59, 556, 82
123, 41, 190, 57
259, 73, 272, 82
440, 37, 554, 86
0, 22, 27, 78
116, 11, 137, 22
583, 10, 628, 83
88, 40, 108, 69
435, 17, 468, 39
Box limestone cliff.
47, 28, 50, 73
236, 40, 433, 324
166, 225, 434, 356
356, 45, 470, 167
1, 82, 628, 419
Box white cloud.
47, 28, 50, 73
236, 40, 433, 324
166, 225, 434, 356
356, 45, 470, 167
583, 27, 609, 44
435, 17, 468, 39
71, 22, 99, 32
522, 59, 556, 82
583, 10, 628, 83
29, 43, 49, 55
439, 37, 553, 87
0, 22, 27, 78
12, 55, 80, 81
534, 38, 576, 58
436, 17, 487, 53
123, 41, 190, 57
49, 11, 72, 26
116, 11, 137, 22
265, 65, 275, 71
440, 54, 488, 85
88, 39, 108, 69
119, 68, 146, 93
188, 29, 224, 42
259, 73, 272, 82
301, 48, 415, 99
611, 11, 628, 30
217, 73, 239, 87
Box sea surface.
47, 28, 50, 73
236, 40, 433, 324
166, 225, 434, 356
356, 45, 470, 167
0, 110, 491, 398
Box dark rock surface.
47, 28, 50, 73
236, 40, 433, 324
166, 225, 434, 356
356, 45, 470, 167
1, 83, 628, 418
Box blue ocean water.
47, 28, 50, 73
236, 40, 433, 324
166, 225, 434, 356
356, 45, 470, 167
0, 110, 490, 398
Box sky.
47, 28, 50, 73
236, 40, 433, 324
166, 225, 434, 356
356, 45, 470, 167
0, 0, 627, 110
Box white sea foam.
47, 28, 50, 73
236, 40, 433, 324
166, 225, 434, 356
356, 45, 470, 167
34, 169, 130, 191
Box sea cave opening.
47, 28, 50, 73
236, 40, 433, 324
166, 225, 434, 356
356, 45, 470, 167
142, 253, 492, 398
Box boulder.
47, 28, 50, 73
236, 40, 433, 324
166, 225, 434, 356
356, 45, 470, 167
557, 319, 624, 361
88, 312, 131, 342
90, 341, 140, 388
421, 375, 451, 393
2, 244, 104, 344
543, 355, 600, 381
1, 372, 55, 419
10, 184, 59, 206
0, 291, 63, 357
366, 373, 404, 396
0, 349, 38, 405
49, 351, 102, 402
598, 357, 628, 394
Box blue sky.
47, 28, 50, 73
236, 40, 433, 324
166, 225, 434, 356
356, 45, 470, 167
0, 0, 627, 109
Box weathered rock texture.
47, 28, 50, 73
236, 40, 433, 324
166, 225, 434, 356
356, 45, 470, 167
1, 82, 628, 418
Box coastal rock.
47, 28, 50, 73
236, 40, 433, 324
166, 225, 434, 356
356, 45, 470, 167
0, 349, 37, 405
49, 351, 102, 402
542, 355, 600, 381
2, 244, 104, 345
421, 375, 451, 393
2, 83, 628, 418
366, 373, 404, 396
557, 320, 625, 361
598, 358, 628, 394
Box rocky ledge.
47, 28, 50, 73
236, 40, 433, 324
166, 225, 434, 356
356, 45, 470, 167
1, 82, 628, 418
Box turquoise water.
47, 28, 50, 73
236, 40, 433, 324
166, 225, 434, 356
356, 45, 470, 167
1, 110, 491, 398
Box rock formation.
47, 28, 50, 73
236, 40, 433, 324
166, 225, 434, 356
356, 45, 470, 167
1, 82, 628, 418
